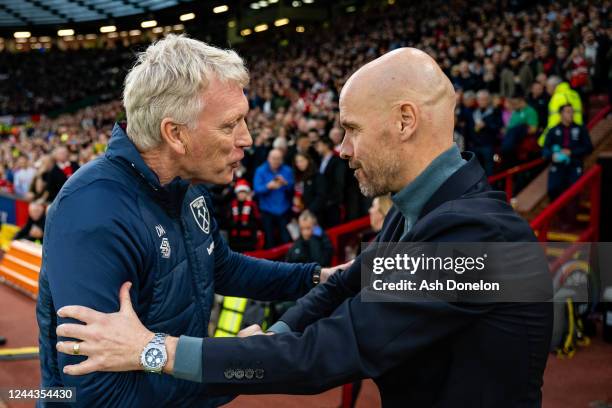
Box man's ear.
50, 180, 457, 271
160, 118, 188, 155
398, 102, 418, 142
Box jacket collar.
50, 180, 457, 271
391, 144, 466, 231
105, 122, 190, 215
418, 151, 488, 220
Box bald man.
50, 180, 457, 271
56, 48, 553, 407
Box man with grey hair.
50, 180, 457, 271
471, 89, 502, 175
55, 46, 552, 407
37, 34, 342, 407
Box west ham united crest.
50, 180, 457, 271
190, 196, 210, 234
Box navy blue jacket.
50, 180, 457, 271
200, 153, 554, 407
36, 123, 316, 407
542, 123, 593, 166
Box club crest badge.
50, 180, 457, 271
190, 196, 210, 234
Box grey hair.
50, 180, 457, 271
123, 34, 249, 151
546, 76, 562, 90
298, 210, 318, 225
476, 89, 490, 98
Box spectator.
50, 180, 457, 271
12, 156, 36, 197
292, 152, 326, 218
471, 90, 503, 175
315, 135, 345, 228
14, 202, 46, 244
254, 148, 294, 248
329, 127, 344, 153
0, 166, 14, 194
539, 76, 583, 146
286, 132, 319, 167
501, 90, 539, 167
228, 180, 260, 253
543, 105, 593, 201
368, 194, 393, 234
528, 81, 550, 134
285, 211, 333, 266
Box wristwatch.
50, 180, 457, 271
140, 333, 168, 374
313, 264, 321, 285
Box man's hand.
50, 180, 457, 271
321, 260, 353, 284
237, 324, 274, 337
266, 180, 281, 190
55, 282, 169, 375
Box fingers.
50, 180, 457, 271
238, 324, 264, 338
56, 323, 90, 341
56, 340, 91, 357
119, 282, 134, 314
57, 305, 100, 324
63, 359, 101, 376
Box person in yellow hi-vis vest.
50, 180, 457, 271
538, 76, 583, 146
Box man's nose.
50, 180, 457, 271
339, 136, 353, 160
236, 125, 253, 148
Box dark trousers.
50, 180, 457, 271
501, 125, 528, 168
548, 163, 584, 201
261, 211, 291, 249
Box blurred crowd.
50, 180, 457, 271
0, 0, 609, 252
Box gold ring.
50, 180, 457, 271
72, 342, 80, 355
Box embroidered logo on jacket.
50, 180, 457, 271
190, 196, 210, 234
160, 237, 171, 258
207, 241, 215, 255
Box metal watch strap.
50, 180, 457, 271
313, 265, 321, 285
151, 333, 167, 345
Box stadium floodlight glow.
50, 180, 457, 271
173, 24, 184, 31
269, 0, 279, 3
296, 25, 305, 32
258, 1, 268, 7
100, 25, 116, 33
57, 29, 75, 36
129, 29, 141, 36
292, 1, 301, 7
141, 20, 157, 28
180, 12, 196, 21
250, 3, 260, 9
228, 20, 236, 28
85, 34, 97, 40
274, 18, 289, 27
346, 5, 356, 12
240, 28, 252, 36
119, 31, 128, 37
213, 5, 228, 13
108, 32, 119, 38
388, 0, 395, 3
152, 26, 164, 33
39, 36, 52, 42
254, 24, 268, 32
16, 37, 28, 43
303, 0, 314, 3
14, 31, 31, 39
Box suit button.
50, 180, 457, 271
255, 368, 264, 379
245, 368, 254, 379
234, 368, 245, 379
224, 368, 235, 379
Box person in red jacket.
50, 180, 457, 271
228, 179, 260, 252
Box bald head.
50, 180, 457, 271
267, 148, 284, 171
338, 48, 457, 196
341, 48, 456, 142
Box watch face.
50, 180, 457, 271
143, 346, 165, 369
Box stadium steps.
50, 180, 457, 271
0, 240, 41, 299
515, 110, 612, 220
